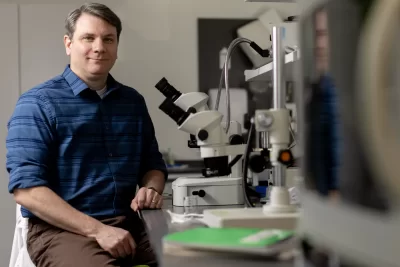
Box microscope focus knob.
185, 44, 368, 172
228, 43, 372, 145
249, 155, 268, 173
192, 190, 206, 197
198, 130, 208, 141
257, 113, 274, 128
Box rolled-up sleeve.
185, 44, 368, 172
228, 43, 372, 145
139, 97, 168, 181
6, 92, 56, 193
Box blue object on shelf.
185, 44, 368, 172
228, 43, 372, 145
255, 186, 268, 198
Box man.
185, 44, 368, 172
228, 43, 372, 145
6, 3, 167, 267
306, 8, 340, 198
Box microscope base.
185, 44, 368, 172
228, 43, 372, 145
172, 176, 244, 207
202, 207, 299, 230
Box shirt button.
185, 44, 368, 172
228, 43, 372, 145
109, 153, 113, 157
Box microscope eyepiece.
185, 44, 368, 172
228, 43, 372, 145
155, 77, 182, 101
159, 98, 189, 126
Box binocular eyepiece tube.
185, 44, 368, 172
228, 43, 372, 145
155, 77, 182, 102
155, 77, 189, 126
158, 98, 189, 126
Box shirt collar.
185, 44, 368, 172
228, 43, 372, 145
62, 65, 121, 96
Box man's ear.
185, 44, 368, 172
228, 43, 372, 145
64, 35, 72, 56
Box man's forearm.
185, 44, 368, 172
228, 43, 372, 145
14, 186, 103, 238
141, 170, 165, 194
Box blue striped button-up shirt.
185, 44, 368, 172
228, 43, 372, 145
307, 74, 340, 195
6, 65, 167, 219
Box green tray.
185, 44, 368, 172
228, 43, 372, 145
163, 227, 295, 256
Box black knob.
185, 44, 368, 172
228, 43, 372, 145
198, 190, 206, 197
198, 130, 208, 141
249, 155, 267, 173
261, 148, 270, 157
192, 190, 206, 197
187, 107, 197, 114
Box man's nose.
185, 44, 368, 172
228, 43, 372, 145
93, 39, 106, 53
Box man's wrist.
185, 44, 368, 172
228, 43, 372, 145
146, 186, 161, 195
84, 218, 105, 238
141, 170, 165, 194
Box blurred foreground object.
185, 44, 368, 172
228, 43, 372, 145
297, 0, 399, 266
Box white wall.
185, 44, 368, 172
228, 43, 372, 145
0, 0, 322, 265
0, 4, 20, 266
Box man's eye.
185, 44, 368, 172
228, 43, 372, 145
83, 36, 94, 41
104, 38, 114, 43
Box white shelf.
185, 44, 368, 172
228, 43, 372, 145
244, 51, 299, 82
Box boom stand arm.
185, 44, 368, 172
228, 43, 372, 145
255, 26, 296, 213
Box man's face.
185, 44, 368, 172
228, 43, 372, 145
64, 13, 118, 79
315, 10, 329, 73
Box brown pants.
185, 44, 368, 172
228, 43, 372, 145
27, 215, 157, 267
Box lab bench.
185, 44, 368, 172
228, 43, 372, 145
141, 198, 295, 267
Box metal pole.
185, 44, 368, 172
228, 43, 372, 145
255, 131, 260, 149
273, 26, 286, 109
261, 132, 269, 149
272, 26, 286, 187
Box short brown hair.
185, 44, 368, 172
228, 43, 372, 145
65, 3, 122, 40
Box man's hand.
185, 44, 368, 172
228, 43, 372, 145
131, 187, 163, 211
94, 224, 136, 258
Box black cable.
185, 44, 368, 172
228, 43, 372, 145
242, 122, 256, 207
228, 155, 242, 169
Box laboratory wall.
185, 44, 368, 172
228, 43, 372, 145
0, 0, 321, 265
0, 4, 20, 266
